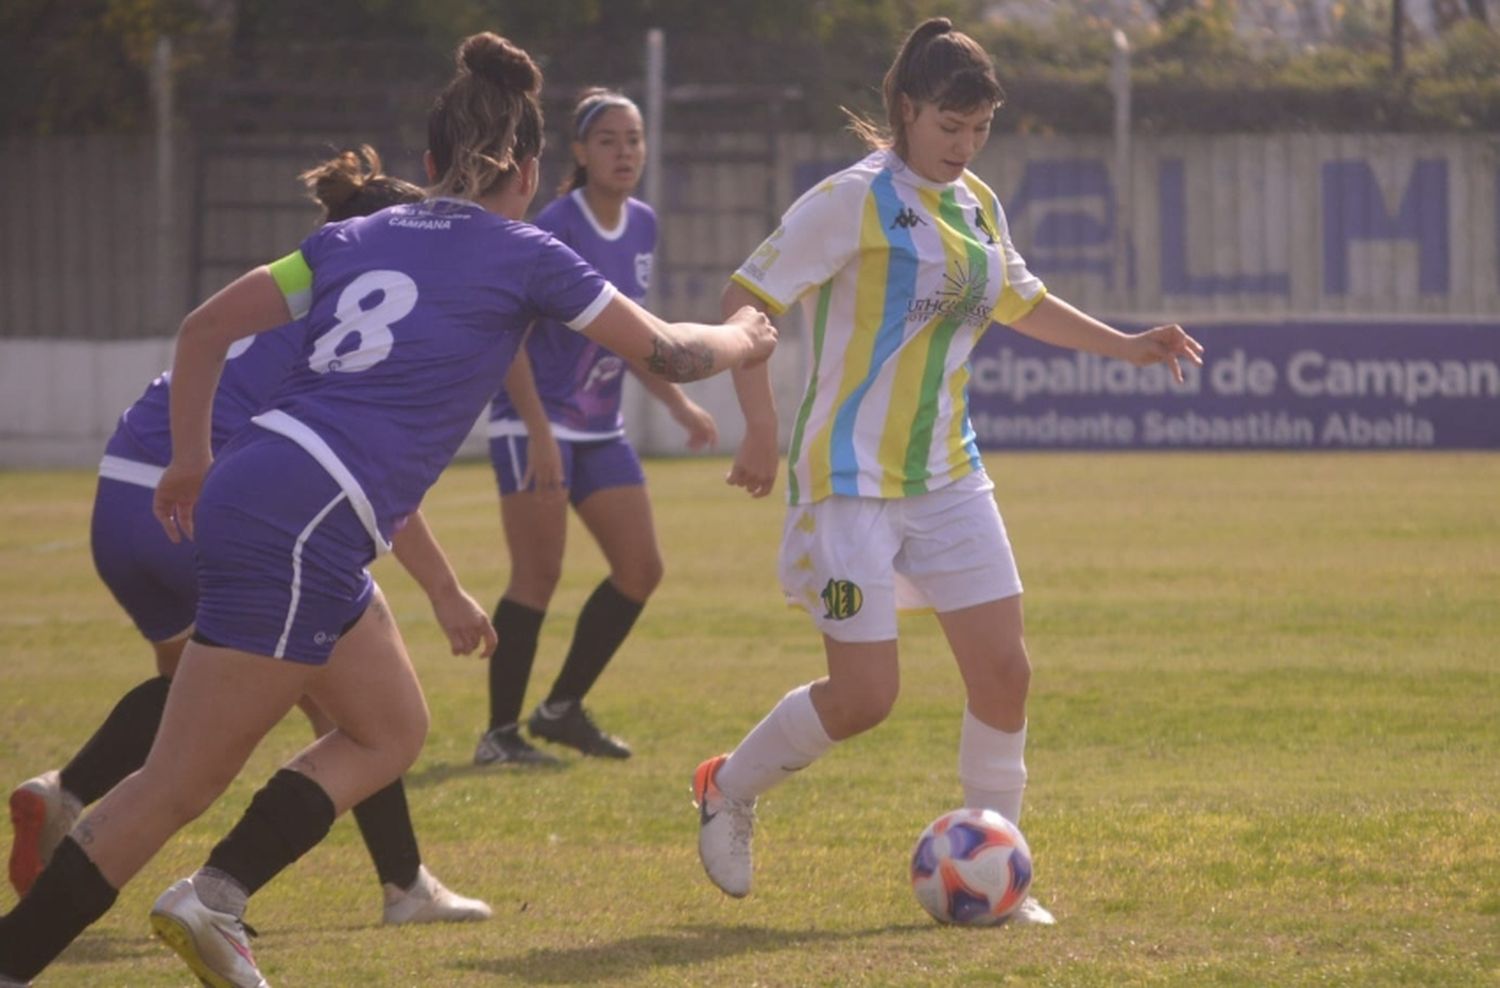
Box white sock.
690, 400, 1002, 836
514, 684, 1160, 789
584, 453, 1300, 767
958, 709, 1027, 825
716, 684, 834, 800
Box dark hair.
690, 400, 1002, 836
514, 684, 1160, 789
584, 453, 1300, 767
426, 32, 545, 199
558, 87, 641, 196
846, 18, 1004, 158
299, 145, 424, 223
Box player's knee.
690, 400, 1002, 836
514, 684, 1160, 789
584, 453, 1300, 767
389, 700, 430, 773
508, 561, 562, 603
822, 681, 898, 738
613, 553, 662, 601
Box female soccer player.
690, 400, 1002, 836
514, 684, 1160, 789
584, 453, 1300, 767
0, 31, 774, 987
6, 147, 493, 929
692, 18, 1202, 924
475, 88, 716, 767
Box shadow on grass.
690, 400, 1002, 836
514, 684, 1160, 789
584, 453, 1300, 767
455, 921, 927, 983
402, 757, 572, 789
57, 929, 165, 967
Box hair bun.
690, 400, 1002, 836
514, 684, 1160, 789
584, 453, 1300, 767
459, 32, 541, 94
303, 148, 370, 212
911, 17, 954, 44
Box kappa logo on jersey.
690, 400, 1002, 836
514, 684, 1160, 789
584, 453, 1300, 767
973, 207, 998, 245
890, 207, 926, 230
820, 578, 863, 620
634, 252, 653, 292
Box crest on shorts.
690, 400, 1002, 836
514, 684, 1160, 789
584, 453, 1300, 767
820, 578, 863, 620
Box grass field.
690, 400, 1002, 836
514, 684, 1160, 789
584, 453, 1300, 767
1, 453, 1497, 987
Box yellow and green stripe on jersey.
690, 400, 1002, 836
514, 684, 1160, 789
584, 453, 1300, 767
731, 151, 1046, 505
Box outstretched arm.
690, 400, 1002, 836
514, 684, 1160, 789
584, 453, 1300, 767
154, 266, 293, 542
580, 293, 776, 384
1011, 294, 1203, 382
721, 279, 780, 498
390, 510, 498, 657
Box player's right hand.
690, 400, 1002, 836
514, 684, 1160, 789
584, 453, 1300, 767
731, 305, 778, 367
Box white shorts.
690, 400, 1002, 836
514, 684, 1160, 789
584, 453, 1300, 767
778, 470, 1023, 643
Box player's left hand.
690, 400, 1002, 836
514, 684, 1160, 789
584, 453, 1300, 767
726, 424, 779, 498
153, 458, 211, 542
430, 586, 498, 656
673, 399, 719, 450
1129, 324, 1204, 383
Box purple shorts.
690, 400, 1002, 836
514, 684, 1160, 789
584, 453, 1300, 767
488, 433, 645, 505
91, 467, 198, 643
193, 429, 375, 665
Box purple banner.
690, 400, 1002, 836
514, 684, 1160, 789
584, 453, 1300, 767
968, 321, 1500, 449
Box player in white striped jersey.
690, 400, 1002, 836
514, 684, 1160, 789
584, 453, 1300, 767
694, 17, 1202, 925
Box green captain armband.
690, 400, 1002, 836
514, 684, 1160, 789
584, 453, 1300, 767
267, 250, 313, 319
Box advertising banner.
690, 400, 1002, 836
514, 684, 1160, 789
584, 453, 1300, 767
969, 321, 1500, 449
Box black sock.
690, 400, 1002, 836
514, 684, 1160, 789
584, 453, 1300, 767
0, 838, 118, 981
351, 779, 421, 891
488, 598, 546, 731
204, 769, 336, 897
59, 675, 172, 805
546, 580, 645, 705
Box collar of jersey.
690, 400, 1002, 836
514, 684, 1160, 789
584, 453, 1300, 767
569, 189, 630, 241
881, 149, 967, 192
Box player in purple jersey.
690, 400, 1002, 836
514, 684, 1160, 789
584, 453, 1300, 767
0, 32, 775, 988
5, 147, 492, 928
476, 89, 718, 766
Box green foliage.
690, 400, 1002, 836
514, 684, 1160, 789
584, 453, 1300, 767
1, 0, 1497, 135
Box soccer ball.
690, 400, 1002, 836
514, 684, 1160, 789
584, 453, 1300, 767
909, 808, 1033, 925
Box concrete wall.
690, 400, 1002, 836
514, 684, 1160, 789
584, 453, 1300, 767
3, 132, 1496, 465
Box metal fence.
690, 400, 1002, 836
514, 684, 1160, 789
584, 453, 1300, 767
5, 127, 1498, 343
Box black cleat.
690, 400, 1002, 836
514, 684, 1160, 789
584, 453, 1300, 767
473, 725, 560, 767
528, 701, 632, 759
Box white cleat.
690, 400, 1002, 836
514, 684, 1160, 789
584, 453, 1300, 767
1006, 896, 1057, 926
150, 878, 269, 988
692, 754, 757, 898
8, 770, 81, 896
382, 865, 493, 925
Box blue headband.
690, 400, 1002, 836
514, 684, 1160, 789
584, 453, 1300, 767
574, 95, 639, 139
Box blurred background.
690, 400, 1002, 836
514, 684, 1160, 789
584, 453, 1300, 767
1, 0, 1496, 465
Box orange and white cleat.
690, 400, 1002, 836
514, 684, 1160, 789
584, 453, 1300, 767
692, 754, 756, 898
8, 770, 80, 896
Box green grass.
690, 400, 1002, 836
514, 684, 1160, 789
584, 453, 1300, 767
1, 453, 1497, 986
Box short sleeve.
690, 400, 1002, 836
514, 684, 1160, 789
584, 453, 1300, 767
266, 250, 313, 319
527, 236, 617, 332
986, 189, 1047, 325
267, 224, 342, 319
730, 175, 864, 315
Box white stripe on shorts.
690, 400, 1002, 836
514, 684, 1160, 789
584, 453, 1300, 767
506, 435, 525, 491
98, 455, 165, 489
274, 490, 349, 659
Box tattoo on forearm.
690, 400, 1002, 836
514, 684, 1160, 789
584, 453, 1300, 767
646, 336, 714, 382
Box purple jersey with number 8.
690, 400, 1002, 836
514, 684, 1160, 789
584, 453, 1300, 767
260, 198, 615, 547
